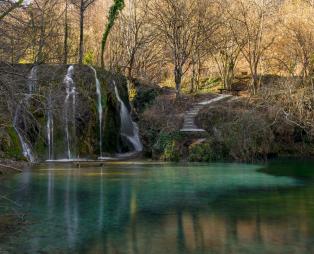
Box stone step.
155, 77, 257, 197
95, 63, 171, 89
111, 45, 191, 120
183, 124, 197, 127
180, 128, 206, 132
183, 125, 197, 128
181, 95, 233, 133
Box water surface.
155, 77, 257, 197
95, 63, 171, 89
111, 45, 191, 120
1, 160, 314, 253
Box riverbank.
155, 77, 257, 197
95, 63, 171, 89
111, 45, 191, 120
0, 160, 28, 175
136, 83, 314, 162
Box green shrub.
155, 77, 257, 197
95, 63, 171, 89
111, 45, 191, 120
188, 142, 213, 162
133, 87, 159, 113
188, 139, 229, 162
153, 131, 183, 154
1, 127, 23, 159
83, 51, 94, 65
162, 140, 180, 162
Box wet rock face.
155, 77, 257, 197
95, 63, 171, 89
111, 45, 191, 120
0, 64, 132, 161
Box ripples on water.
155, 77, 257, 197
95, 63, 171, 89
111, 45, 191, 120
0, 161, 314, 254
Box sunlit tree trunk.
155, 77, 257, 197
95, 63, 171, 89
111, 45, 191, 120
78, 0, 84, 65
63, 0, 69, 64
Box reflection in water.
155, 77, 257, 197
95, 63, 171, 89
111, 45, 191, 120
47, 169, 54, 216
98, 168, 104, 230
64, 170, 79, 249
1, 162, 314, 253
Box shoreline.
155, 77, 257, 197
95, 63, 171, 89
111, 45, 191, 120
0, 160, 29, 175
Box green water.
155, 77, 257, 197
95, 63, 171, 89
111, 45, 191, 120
0, 160, 314, 254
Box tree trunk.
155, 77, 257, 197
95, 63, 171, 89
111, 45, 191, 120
37, 14, 45, 64
251, 73, 258, 95
63, 0, 68, 64
78, 1, 84, 65
226, 60, 235, 90
174, 65, 182, 95
190, 59, 196, 93
128, 50, 136, 82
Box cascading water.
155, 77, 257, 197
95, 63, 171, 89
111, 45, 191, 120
13, 66, 37, 162
64, 65, 76, 159
47, 89, 54, 160
114, 82, 143, 152
90, 66, 103, 156
27, 66, 37, 93
13, 115, 35, 162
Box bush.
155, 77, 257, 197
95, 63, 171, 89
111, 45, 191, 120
188, 139, 229, 162
161, 140, 180, 162
218, 111, 274, 161
197, 104, 275, 162
188, 141, 213, 162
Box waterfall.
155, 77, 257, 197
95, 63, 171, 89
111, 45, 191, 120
64, 65, 76, 159
13, 116, 35, 162
90, 66, 103, 156
27, 66, 37, 93
13, 66, 37, 162
47, 89, 54, 160
113, 82, 143, 152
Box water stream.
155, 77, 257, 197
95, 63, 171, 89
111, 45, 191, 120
90, 66, 103, 156
47, 88, 54, 160
13, 66, 37, 162
63, 65, 76, 159
114, 82, 143, 152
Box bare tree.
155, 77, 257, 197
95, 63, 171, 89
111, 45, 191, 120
0, 0, 24, 21
151, 0, 198, 95
226, 0, 277, 94
212, 17, 242, 90
71, 0, 96, 65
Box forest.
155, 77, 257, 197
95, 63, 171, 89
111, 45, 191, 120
1, 1, 314, 253
0, 0, 314, 164
1, 0, 313, 163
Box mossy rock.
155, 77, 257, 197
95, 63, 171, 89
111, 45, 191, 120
0, 64, 133, 161
0, 127, 23, 160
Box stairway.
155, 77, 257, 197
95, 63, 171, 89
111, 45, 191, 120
180, 94, 232, 133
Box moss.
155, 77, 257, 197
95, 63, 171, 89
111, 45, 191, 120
4, 127, 23, 160
0, 64, 132, 160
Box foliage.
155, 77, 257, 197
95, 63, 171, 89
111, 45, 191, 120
83, 51, 94, 65
0, 127, 22, 160
133, 86, 160, 113
101, 0, 125, 67
220, 112, 274, 161
188, 141, 213, 162
153, 131, 183, 154
188, 140, 228, 162
196, 102, 277, 162
161, 140, 180, 162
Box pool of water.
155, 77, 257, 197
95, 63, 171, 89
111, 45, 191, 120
0, 160, 314, 253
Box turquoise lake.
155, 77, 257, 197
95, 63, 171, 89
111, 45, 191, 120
1, 160, 314, 253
